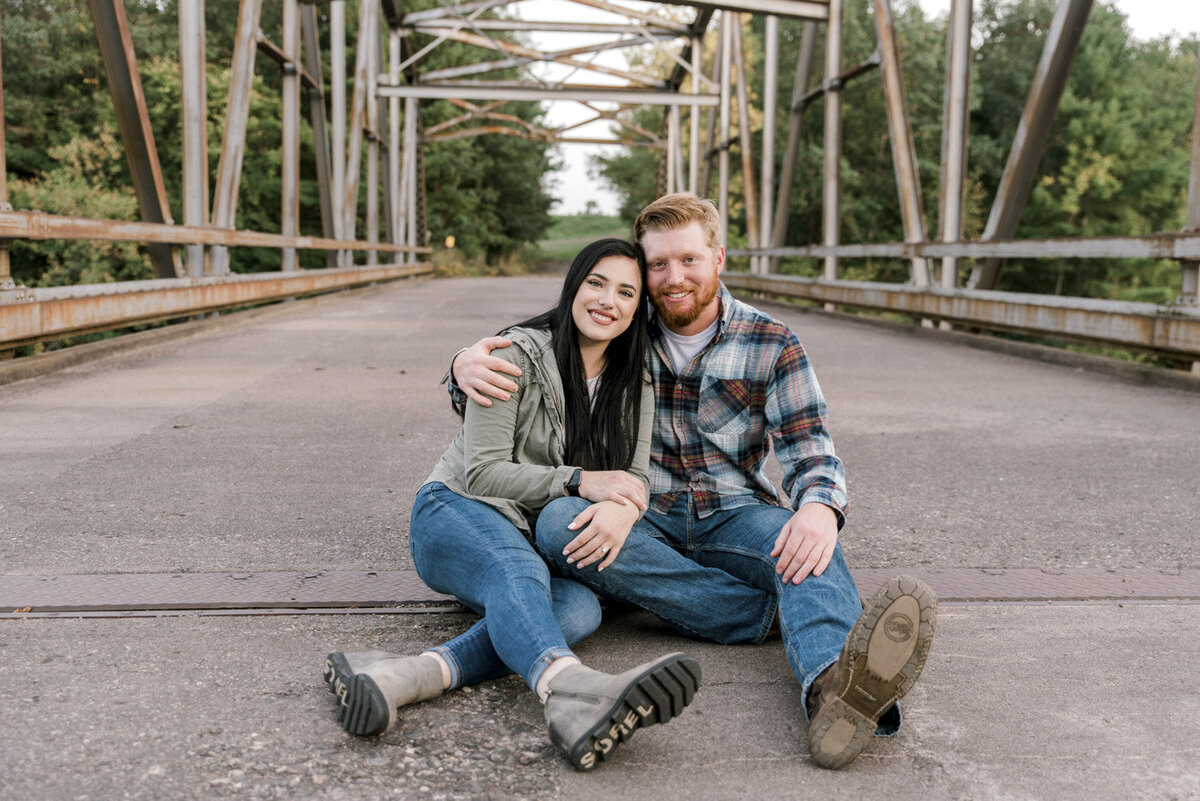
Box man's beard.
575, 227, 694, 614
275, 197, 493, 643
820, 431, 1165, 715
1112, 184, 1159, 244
653, 273, 720, 330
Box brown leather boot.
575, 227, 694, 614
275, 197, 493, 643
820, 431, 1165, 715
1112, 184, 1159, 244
806, 575, 937, 769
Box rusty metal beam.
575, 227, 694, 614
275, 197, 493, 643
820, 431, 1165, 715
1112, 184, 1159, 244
0, 209, 432, 254
1180, 39, 1200, 310
567, 0, 695, 33
938, 0, 972, 291
730, 232, 1200, 260
721, 272, 1200, 359
211, 0, 264, 276
822, 0, 844, 282
377, 82, 720, 107
1, 266, 432, 349
874, 0, 930, 286
0, 21, 12, 292
255, 30, 321, 91
412, 27, 666, 87
659, 0, 829, 22
970, 0, 1093, 290
732, 16, 759, 258
770, 21, 817, 273
281, 0, 301, 272
301, 4, 336, 267
179, 1, 208, 278
86, 0, 182, 279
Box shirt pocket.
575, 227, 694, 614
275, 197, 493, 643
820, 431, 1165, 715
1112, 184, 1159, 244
697, 377, 754, 435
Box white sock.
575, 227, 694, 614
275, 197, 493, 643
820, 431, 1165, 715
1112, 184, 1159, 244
535, 656, 582, 703
420, 651, 453, 690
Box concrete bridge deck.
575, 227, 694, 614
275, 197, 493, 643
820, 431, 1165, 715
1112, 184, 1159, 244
1, 275, 1198, 800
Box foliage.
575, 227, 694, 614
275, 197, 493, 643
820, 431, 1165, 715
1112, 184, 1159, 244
536, 214, 629, 261
7, 125, 154, 286
3, 0, 555, 286
592, 0, 1196, 304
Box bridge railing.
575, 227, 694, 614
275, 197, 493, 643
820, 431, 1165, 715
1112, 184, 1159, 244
0, 209, 431, 351
725, 233, 1200, 366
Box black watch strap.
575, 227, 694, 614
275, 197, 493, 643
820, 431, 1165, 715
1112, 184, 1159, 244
565, 468, 583, 497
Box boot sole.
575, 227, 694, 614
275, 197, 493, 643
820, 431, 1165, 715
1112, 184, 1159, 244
808, 575, 937, 769
323, 652, 392, 737
557, 653, 702, 772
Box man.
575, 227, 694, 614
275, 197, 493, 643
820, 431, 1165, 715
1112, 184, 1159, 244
452, 192, 936, 769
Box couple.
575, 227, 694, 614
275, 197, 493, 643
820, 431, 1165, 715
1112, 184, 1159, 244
326, 193, 937, 772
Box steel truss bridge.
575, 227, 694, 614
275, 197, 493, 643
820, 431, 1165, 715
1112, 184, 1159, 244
1, 0, 1199, 372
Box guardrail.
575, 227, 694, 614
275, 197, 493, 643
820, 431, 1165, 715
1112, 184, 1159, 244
0, 209, 432, 350
726, 232, 1200, 365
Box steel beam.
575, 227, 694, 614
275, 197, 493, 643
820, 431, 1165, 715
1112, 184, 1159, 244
874, 0, 930, 286
0, 23, 12, 292
938, 0, 971, 291
211, 0, 263, 276
411, 19, 682, 35
721, 272, 1200, 359
1180, 39, 1200, 310
0, 209, 434, 255
770, 21, 817, 273
331, 0, 348, 266
690, 35, 702, 192
660, 0, 829, 22
719, 13, 732, 235
342, 0, 378, 265
388, 27, 402, 252
86, 0, 181, 279
301, 4, 337, 268
822, 0, 844, 283
733, 16, 759, 261
1, 265, 432, 349
376, 83, 720, 107
366, 18, 380, 267
758, 15, 778, 275
281, 0, 300, 272
178, 1, 208, 278
970, 0, 1093, 289
730, 232, 1200, 260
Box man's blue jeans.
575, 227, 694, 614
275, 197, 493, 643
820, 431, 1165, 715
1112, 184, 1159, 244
535, 493, 864, 717
410, 482, 601, 692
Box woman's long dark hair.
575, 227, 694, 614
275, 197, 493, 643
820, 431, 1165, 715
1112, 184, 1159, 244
513, 238, 649, 471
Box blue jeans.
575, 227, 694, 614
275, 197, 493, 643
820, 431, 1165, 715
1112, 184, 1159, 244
410, 482, 601, 692
535, 494, 866, 719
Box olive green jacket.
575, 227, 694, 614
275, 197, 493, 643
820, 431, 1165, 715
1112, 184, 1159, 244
424, 325, 654, 534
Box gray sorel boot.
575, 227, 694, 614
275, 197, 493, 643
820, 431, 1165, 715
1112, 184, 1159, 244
323, 651, 444, 737
543, 652, 702, 771
806, 575, 937, 769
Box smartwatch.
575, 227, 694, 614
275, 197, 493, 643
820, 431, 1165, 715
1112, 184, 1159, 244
564, 468, 582, 497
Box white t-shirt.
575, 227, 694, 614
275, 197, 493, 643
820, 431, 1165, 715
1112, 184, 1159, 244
658, 318, 719, 374
586, 373, 602, 408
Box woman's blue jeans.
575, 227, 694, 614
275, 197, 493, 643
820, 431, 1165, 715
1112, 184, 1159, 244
409, 482, 601, 692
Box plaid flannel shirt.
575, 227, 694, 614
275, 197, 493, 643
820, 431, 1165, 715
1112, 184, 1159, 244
646, 285, 849, 525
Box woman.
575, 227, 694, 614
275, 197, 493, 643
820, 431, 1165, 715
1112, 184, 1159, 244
324, 239, 700, 772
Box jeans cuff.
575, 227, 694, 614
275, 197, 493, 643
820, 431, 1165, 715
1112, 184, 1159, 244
526, 646, 576, 692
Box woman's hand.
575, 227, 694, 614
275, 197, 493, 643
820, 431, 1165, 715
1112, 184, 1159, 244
578, 470, 648, 512
561, 501, 640, 571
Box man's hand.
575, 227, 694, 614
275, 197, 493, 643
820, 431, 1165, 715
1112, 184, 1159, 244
578, 470, 648, 512
452, 337, 521, 407
770, 502, 838, 585
562, 501, 640, 570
